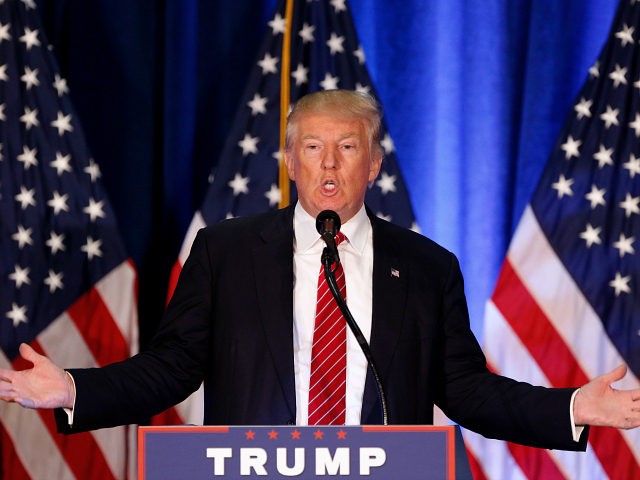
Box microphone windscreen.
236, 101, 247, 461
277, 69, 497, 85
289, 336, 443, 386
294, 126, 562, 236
315, 210, 341, 237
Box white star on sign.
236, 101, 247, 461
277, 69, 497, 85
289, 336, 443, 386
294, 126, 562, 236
83, 197, 106, 222
319, 72, 339, 90
228, 172, 250, 195
84, 158, 101, 182
9, 265, 30, 288
15, 186, 36, 210
247, 93, 268, 116
629, 113, 640, 137
238, 133, 259, 155
551, 174, 574, 198
299, 23, 315, 43
12, 225, 33, 249
48, 191, 70, 215
381, 133, 395, 154
46, 231, 66, 254
44, 269, 64, 293
623, 154, 640, 178
258, 53, 279, 75
593, 144, 613, 168
20, 66, 39, 90
53, 74, 69, 96
19, 106, 39, 130
579, 223, 602, 248
619, 193, 640, 218
353, 46, 365, 65
584, 184, 606, 209
615, 24, 635, 47
81, 236, 103, 260
268, 13, 286, 35
326, 32, 345, 55
51, 111, 74, 135
17, 145, 38, 169
376, 172, 397, 195
6, 303, 28, 327
561, 135, 581, 159
609, 272, 631, 296
613, 233, 635, 258
291, 63, 309, 86
574, 97, 592, 119
51, 151, 72, 175
19, 27, 40, 50
264, 183, 281, 207
600, 105, 619, 128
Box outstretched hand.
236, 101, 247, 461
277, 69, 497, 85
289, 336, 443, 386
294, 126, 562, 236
0, 343, 74, 410
574, 364, 640, 429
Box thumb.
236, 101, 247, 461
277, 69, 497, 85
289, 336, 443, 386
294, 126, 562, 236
600, 364, 627, 386
18, 343, 42, 366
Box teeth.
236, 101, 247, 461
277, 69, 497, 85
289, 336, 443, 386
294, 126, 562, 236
324, 182, 336, 190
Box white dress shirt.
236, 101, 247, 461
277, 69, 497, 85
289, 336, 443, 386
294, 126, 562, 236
292, 203, 373, 425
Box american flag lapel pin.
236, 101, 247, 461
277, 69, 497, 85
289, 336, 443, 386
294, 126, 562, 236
391, 268, 400, 278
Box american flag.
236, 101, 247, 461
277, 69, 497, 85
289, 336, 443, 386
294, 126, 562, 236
155, 0, 416, 426
0, 1, 138, 479
464, 0, 640, 478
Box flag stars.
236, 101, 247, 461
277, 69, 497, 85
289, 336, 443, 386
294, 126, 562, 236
0, 103, 5, 121
585, 184, 606, 209
355, 83, 370, 95
319, 72, 339, 90
380, 133, 395, 154
291, 63, 309, 86
9, 265, 30, 288
53, 74, 69, 96
15, 186, 36, 209
574, 97, 592, 119
0, 64, 7, 81
264, 183, 281, 207
19, 27, 40, 50
17, 145, 38, 169
593, 144, 613, 168
247, 93, 268, 116
12, 225, 33, 249
81, 236, 103, 260
299, 23, 315, 43
608, 64, 628, 88
84, 158, 101, 182
51, 152, 72, 176
44, 269, 64, 293
48, 191, 70, 215
629, 113, 640, 137
561, 135, 581, 159
551, 174, 574, 198
6, 303, 28, 327
257, 53, 279, 75
579, 224, 602, 248
83, 198, 106, 222
614, 24, 635, 47
353, 46, 365, 65
600, 105, 619, 129
326, 32, 345, 55
612, 233, 635, 258
228, 172, 250, 195
330, 0, 347, 12
20, 106, 39, 130
20, 66, 39, 90
609, 272, 631, 296
238, 133, 259, 155
619, 193, 639, 218
268, 13, 286, 35
51, 111, 74, 136
623, 154, 640, 178
376, 172, 397, 195
45, 231, 65, 255
0, 22, 11, 43
588, 61, 600, 78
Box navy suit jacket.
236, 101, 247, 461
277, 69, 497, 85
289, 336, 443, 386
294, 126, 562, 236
57, 205, 588, 451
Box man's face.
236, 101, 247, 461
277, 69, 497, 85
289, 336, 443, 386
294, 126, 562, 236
284, 113, 382, 223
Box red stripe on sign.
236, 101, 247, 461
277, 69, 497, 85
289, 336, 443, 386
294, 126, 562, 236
13, 340, 118, 480
0, 422, 32, 480
493, 260, 640, 479
67, 287, 129, 366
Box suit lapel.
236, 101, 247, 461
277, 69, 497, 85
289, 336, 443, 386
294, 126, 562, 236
361, 214, 408, 423
251, 206, 297, 419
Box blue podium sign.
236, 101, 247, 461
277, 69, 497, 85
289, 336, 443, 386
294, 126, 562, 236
138, 425, 455, 479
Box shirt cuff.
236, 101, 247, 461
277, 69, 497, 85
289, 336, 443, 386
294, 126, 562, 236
570, 388, 585, 442
63, 371, 76, 426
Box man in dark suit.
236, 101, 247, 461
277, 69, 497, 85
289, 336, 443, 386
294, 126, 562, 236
1, 90, 638, 450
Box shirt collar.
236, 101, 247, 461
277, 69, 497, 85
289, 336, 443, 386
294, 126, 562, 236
294, 202, 370, 254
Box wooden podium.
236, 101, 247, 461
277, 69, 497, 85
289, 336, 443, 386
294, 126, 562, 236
138, 425, 472, 479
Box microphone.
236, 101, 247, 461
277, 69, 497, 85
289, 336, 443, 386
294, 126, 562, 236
315, 210, 341, 266
314, 209, 389, 425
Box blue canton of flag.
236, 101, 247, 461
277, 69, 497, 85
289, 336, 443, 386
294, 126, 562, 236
0, 1, 137, 478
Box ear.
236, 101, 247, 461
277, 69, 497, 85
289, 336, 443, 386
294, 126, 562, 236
284, 149, 296, 181
368, 149, 383, 183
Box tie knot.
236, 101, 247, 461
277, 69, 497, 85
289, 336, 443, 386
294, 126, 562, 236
334, 232, 346, 246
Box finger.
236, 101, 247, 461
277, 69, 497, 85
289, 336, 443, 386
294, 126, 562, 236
18, 343, 41, 365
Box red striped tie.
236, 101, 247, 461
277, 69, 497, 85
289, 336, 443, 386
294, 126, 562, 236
308, 232, 347, 425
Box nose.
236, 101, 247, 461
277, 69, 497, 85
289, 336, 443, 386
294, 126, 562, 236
322, 148, 337, 169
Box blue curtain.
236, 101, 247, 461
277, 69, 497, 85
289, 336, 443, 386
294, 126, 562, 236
38, 0, 617, 343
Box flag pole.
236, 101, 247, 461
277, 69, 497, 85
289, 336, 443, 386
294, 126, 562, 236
278, 0, 294, 208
